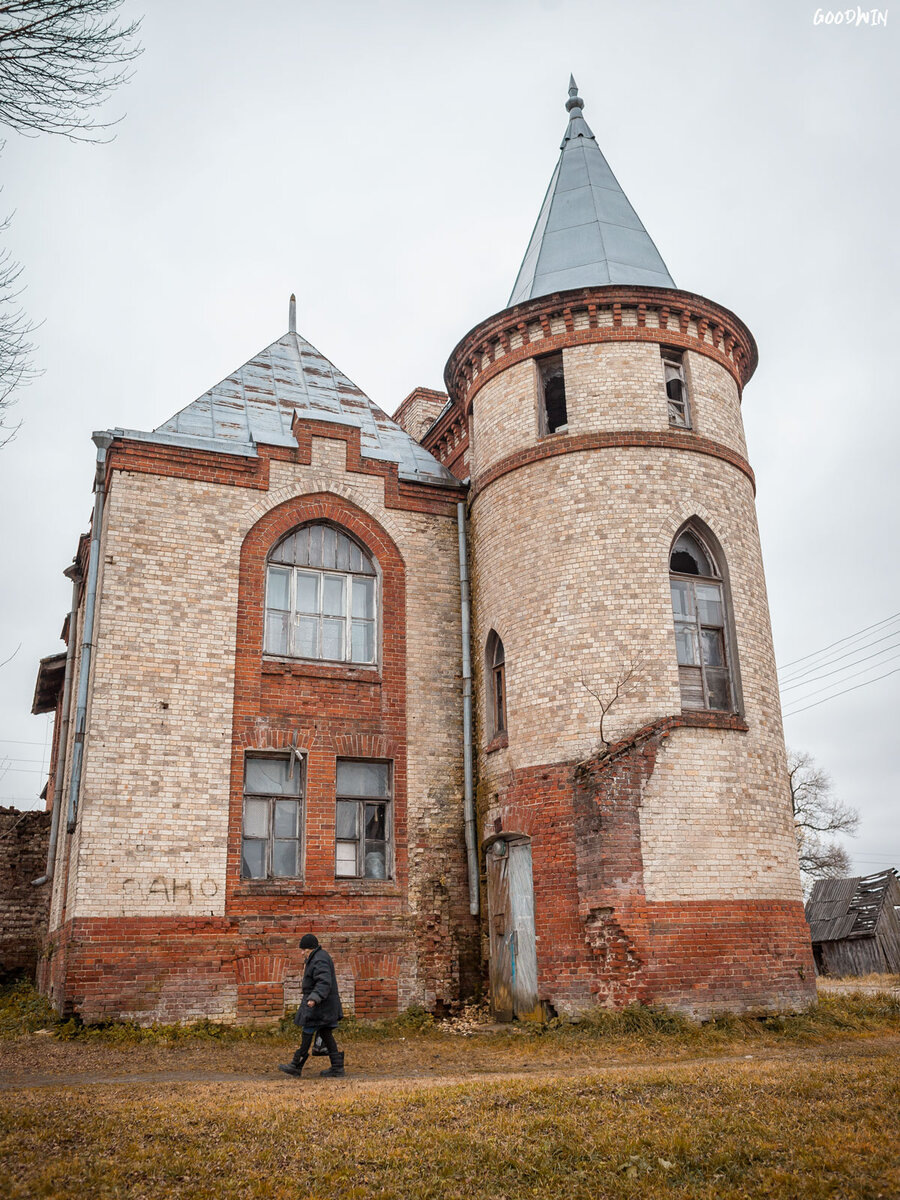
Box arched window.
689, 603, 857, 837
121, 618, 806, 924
264, 524, 377, 664
486, 631, 507, 737
669, 527, 735, 712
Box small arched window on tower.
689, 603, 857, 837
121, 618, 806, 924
486, 631, 507, 737
669, 526, 735, 712
662, 349, 691, 429
265, 524, 377, 664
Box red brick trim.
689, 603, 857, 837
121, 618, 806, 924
444, 286, 758, 414
105, 417, 465, 516
471, 431, 756, 500
227, 493, 408, 916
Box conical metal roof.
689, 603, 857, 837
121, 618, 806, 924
508, 78, 675, 306
130, 304, 458, 486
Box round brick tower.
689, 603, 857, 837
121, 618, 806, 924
446, 80, 816, 1019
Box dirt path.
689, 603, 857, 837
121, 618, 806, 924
3, 1035, 897, 1093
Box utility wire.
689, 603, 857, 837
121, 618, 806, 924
780, 645, 900, 694
779, 628, 900, 685
777, 610, 900, 674
782, 666, 900, 718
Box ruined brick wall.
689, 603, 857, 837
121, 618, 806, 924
0, 807, 51, 981
43, 424, 478, 1023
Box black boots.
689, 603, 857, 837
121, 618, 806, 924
278, 1052, 308, 1078
319, 1051, 345, 1078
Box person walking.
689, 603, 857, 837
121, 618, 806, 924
279, 933, 345, 1078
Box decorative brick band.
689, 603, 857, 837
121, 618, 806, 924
471, 431, 756, 501
106, 416, 466, 517
444, 285, 758, 415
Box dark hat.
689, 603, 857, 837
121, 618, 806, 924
299, 933, 319, 950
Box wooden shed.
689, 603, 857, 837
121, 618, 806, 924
805, 869, 900, 977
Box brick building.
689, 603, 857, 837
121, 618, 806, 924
32, 80, 815, 1023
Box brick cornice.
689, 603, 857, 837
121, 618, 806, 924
470, 430, 756, 501
105, 417, 465, 517
443, 286, 758, 416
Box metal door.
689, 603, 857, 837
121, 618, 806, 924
486, 838, 541, 1021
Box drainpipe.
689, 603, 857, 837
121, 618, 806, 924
31, 569, 81, 886
66, 432, 113, 833
457, 500, 479, 917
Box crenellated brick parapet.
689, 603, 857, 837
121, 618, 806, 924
444, 286, 758, 415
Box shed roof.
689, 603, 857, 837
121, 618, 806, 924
109, 309, 459, 488
805, 869, 899, 943
508, 77, 675, 306
32, 653, 66, 715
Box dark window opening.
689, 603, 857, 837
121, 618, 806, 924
538, 354, 567, 434
488, 633, 507, 737
662, 350, 690, 428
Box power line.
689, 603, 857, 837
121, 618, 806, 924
780, 647, 900, 697
779, 628, 900, 686
777, 610, 900, 674
782, 666, 900, 718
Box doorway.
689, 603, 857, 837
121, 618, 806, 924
485, 836, 541, 1021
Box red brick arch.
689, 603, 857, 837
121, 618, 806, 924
226, 492, 408, 917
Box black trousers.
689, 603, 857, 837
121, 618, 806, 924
297, 1026, 338, 1058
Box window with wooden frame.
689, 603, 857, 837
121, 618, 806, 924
241, 755, 304, 880
264, 523, 377, 664
662, 349, 690, 429
537, 352, 567, 434
486, 631, 507, 737
669, 528, 735, 712
335, 760, 392, 880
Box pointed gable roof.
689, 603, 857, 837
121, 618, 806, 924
508, 78, 675, 306
119, 308, 458, 487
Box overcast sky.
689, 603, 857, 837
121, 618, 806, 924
1, 0, 896, 876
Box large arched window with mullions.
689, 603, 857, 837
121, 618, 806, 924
264, 523, 377, 664
669, 525, 737, 712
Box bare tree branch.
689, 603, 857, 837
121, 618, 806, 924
0, 1, 141, 142
0, 215, 37, 442
581, 657, 644, 750
788, 748, 859, 889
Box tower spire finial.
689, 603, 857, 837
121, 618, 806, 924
566, 75, 584, 114
289, 293, 296, 334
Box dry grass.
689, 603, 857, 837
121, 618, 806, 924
1, 1045, 898, 1199
1, 984, 900, 1198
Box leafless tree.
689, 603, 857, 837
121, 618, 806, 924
581, 657, 644, 751
0, 2, 141, 435
0, 1, 141, 140
788, 748, 859, 888
0, 223, 35, 445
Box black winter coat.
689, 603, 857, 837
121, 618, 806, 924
295, 946, 343, 1029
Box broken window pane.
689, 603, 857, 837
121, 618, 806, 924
706, 668, 732, 711
701, 628, 725, 668
675, 624, 699, 666
365, 804, 386, 841
539, 354, 567, 434
364, 844, 387, 879
670, 579, 694, 619
245, 759, 297, 796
